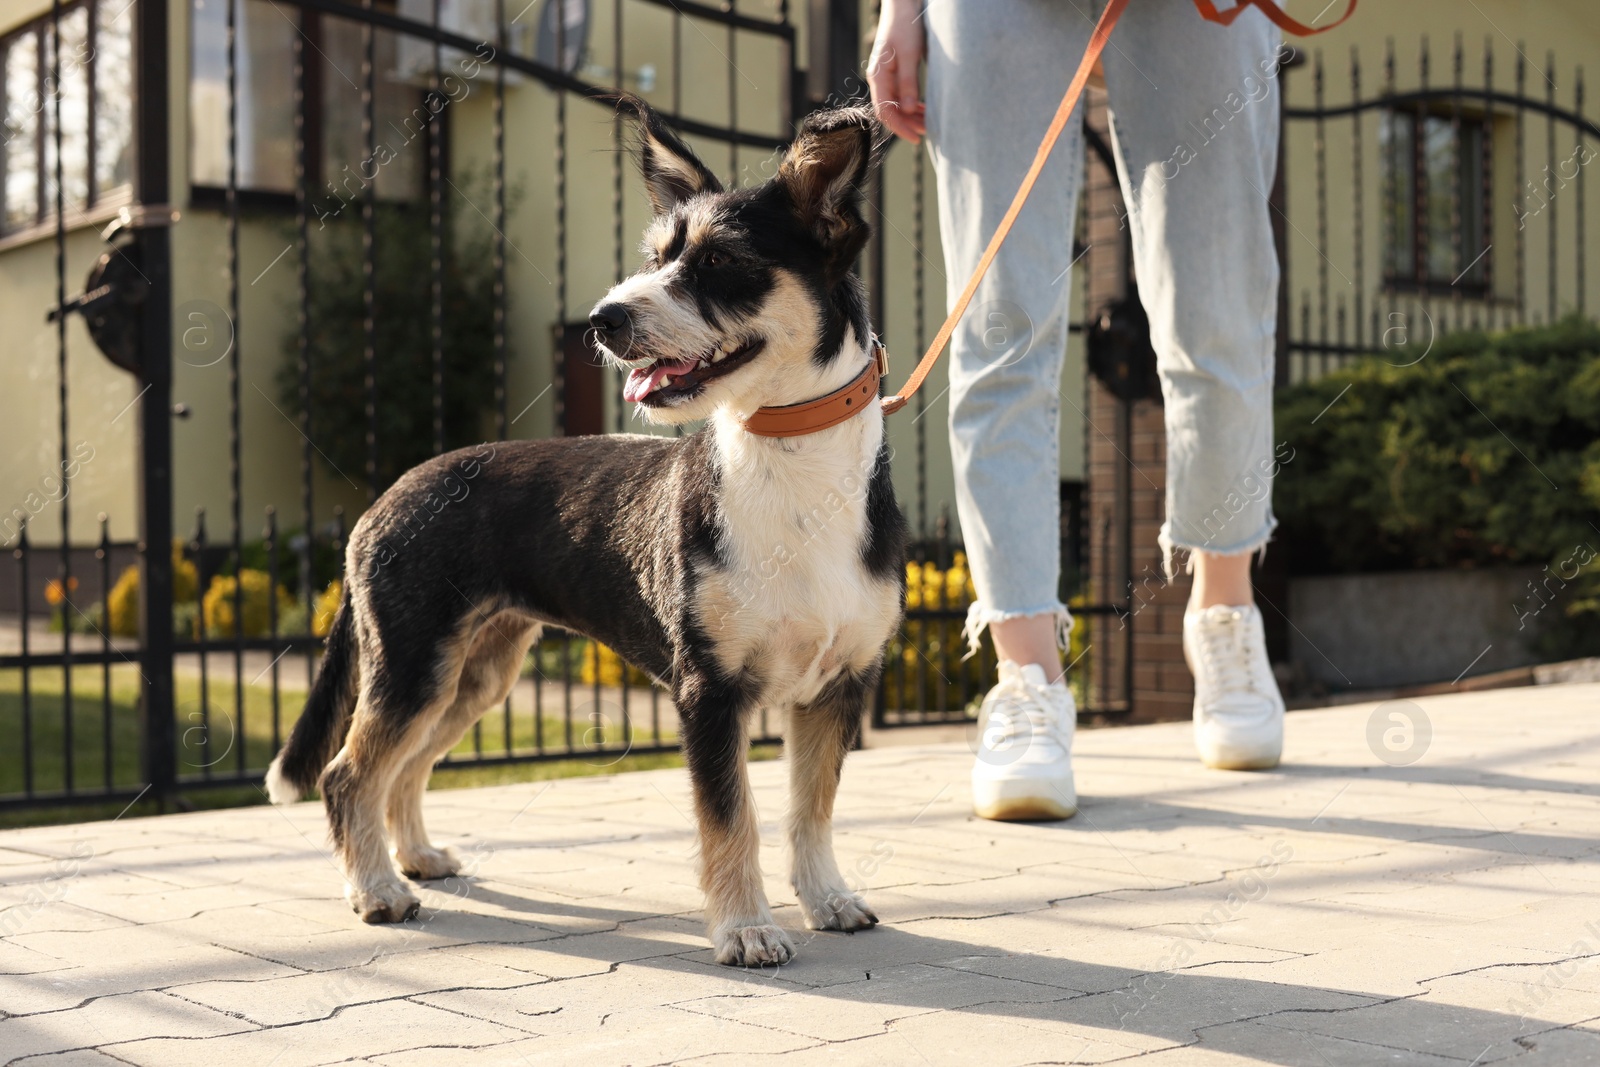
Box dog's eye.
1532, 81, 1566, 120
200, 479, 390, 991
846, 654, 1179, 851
702, 251, 723, 269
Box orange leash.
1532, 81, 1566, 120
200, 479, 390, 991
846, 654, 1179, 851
879, 0, 1357, 418
1192, 0, 1356, 37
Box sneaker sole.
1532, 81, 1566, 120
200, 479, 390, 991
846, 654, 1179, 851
971, 774, 1077, 822
1201, 754, 1281, 771
1198, 743, 1282, 771
972, 796, 1077, 821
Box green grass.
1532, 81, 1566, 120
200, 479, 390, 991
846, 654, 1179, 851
0, 665, 732, 830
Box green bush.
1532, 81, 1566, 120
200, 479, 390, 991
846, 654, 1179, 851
275, 171, 511, 489
1274, 315, 1600, 658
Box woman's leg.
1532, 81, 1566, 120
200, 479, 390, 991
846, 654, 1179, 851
991, 617, 1066, 684
926, 0, 1088, 817
1192, 552, 1256, 609
1101, 0, 1287, 769
924, 0, 1089, 668
1099, 0, 1286, 575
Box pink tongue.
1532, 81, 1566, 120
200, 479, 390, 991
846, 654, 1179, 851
624, 358, 699, 403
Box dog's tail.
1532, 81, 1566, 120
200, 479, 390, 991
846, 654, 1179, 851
265, 590, 359, 803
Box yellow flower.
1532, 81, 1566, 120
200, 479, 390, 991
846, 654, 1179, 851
577, 640, 652, 687
202, 569, 296, 638
105, 543, 199, 637
43, 577, 78, 606
312, 579, 343, 637
107, 566, 140, 636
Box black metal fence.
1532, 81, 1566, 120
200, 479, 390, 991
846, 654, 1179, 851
10, 4, 1592, 813
0, 0, 1138, 811
1280, 36, 1598, 382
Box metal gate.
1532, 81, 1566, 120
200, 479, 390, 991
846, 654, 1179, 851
0, 0, 1138, 813
1279, 38, 1598, 381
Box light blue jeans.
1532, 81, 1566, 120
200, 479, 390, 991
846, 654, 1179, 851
924, 0, 1285, 649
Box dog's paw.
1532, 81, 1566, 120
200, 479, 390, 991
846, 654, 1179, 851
398, 845, 461, 881
347, 881, 421, 924
713, 923, 796, 967
800, 886, 879, 932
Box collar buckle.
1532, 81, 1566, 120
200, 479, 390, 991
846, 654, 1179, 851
871, 335, 889, 377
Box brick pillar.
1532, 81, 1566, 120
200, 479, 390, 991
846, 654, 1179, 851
1083, 88, 1194, 724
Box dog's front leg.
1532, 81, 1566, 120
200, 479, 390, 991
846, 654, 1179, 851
680, 694, 794, 966
787, 674, 879, 932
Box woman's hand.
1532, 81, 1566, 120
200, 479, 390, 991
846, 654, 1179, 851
866, 0, 926, 144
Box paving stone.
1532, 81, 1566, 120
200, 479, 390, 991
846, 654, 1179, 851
5, 1049, 136, 1067
0, 899, 131, 938
167, 944, 546, 1026
0, 938, 76, 977
676, 962, 1074, 1042
1184, 1019, 1468, 1065
887, 1007, 1176, 1063
434, 915, 712, 984
106, 998, 520, 1067
55, 879, 302, 925
0, 989, 248, 1062
0, 941, 298, 1015
373, 1005, 814, 1067
413, 960, 783, 1034
672, 1032, 918, 1067
2, 683, 1598, 1064
1504, 1025, 1600, 1066
1259, 996, 1539, 1062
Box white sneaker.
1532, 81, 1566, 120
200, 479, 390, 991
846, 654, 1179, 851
1183, 604, 1285, 770
971, 661, 1077, 821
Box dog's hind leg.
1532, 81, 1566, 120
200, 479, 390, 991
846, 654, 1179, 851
680, 685, 794, 967
786, 672, 878, 932
321, 698, 439, 923
321, 615, 481, 923
387, 616, 541, 881
385, 744, 453, 882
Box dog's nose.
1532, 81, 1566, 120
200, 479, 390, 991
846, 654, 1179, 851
589, 303, 630, 337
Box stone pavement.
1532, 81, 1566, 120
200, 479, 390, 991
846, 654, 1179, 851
3, 684, 1600, 1066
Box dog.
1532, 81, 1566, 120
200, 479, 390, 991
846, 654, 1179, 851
265, 97, 908, 967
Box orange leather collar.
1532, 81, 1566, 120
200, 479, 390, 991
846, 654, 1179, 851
743, 339, 889, 438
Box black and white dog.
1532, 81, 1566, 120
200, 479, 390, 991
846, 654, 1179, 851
266, 98, 907, 966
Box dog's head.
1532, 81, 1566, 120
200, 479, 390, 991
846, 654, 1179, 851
588, 97, 883, 424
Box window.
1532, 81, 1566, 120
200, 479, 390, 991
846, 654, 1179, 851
0, 0, 135, 236
190, 0, 426, 202
1382, 110, 1489, 290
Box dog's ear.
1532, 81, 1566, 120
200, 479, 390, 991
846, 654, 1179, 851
610, 93, 723, 215
775, 105, 883, 278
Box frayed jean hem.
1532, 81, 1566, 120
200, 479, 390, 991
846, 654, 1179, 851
961, 600, 1074, 659
1158, 517, 1278, 581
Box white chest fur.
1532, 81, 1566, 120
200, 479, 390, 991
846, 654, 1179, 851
697, 406, 902, 708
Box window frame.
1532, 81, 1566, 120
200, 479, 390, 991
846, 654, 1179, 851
187, 0, 439, 213
1382, 104, 1494, 297
0, 0, 136, 241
